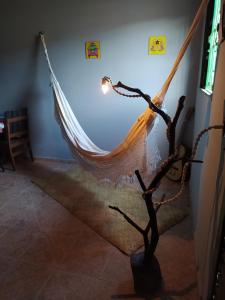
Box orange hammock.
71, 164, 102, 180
40, 0, 208, 181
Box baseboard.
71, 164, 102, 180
33, 156, 77, 164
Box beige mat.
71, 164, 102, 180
33, 166, 189, 255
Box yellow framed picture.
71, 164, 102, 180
149, 36, 167, 55
85, 41, 101, 59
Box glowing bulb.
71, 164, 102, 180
101, 77, 110, 94
102, 82, 109, 94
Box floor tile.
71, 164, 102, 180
0, 261, 50, 300
0, 159, 200, 299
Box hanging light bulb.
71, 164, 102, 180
102, 82, 109, 94
101, 77, 111, 94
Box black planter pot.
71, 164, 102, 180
130, 252, 162, 296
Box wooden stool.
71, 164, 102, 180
4, 108, 33, 170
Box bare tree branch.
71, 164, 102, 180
106, 74, 225, 262
188, 159, 203, 164
109, 205, 144, 235
167, 96, 186, 154
114, 81, 171, 125
172, 96, 186, 127
144, 194, 166, 236
135, 170, 147, 192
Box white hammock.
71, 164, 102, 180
40, 0, 208, 181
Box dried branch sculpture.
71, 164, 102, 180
103, 77, 225, 294
106, 79, 186, 260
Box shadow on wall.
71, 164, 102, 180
176, 0, 204, 149
0, 35, 45, 154
190, 94, 211, 228
0, 0, 202, 159
15, 35, 41, 109
1, 0, 195, 54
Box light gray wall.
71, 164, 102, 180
189, 10, 212, 228
0, 0, 200, 160
190, 90, 212, 227
189, 13, 214, 228
194, 40, 225, 300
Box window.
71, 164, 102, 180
201, 0, 221, 95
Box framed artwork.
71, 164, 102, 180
85, 41, 101, 59
148, 36, 167, 55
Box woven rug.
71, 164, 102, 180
33, 166, 189, 255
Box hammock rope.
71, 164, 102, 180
40, 0, 208, 180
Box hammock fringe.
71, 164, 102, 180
39, 0, 208, 181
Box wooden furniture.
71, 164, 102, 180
0, 149, 4, 172
4, 109, 33, 170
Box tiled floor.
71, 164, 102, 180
0, 159, 199, 300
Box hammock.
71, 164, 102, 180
40, 0, 208, 182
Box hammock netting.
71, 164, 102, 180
40, 0, 208, 183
